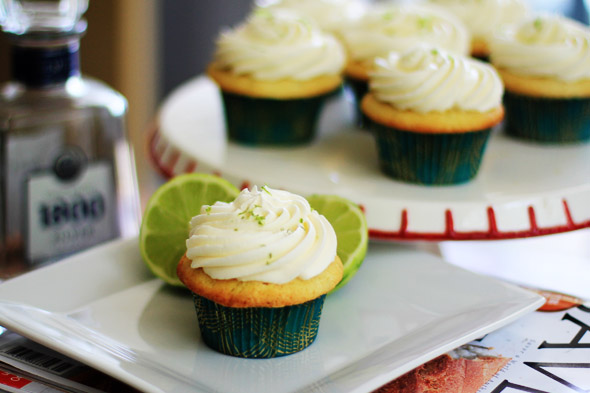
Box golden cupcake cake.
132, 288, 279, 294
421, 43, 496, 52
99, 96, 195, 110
490, 14, 590, 143
428, 0, 529, 60
361, 46, 504, 185
207, 9, 346, 145
338, 3, 470, 126
177, 186, 343, 358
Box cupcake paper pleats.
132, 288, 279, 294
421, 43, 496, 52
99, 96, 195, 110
503, 92, 590, 143
193, 294, 326, 358
368, 121, 492, 185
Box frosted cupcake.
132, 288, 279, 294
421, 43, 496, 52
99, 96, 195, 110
208, 9, 346, 146
428, 0, 529, 60
490, 15, 590, 143
177, 186, 343, 358
338, 4, 470, 126
361, 46, 504, 185
258, 0, 368, 37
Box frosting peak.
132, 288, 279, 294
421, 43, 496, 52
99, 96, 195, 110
340, 4, 470, 63
186, 186, 337, 284
370, 46, 504, 113
428, 0, 529, 41
490, 15, 590, 82
516, 17, 569, 44
213, 9, 345, 81
260, 0, 368, 34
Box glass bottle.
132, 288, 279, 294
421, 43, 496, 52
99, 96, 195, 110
0, 0, 141, 278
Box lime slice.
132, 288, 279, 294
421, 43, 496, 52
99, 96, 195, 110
139, 173, 240, 286
307, 194, 368, 292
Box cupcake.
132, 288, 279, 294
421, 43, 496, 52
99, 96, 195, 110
490, 14, 590, 143
338, 3, 470, 126
207, 9, 346, 146
427, 0, 529, 60
177, 186, 343, 358
361, 46, 505, 185
258, 0, 368, 37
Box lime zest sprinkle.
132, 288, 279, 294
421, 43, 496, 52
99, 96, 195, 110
299, 218, 303, 223
238, 206, 266, 225
261, 185, 272, 195
266, 252, 274, 265
205, 206, 212, 215
534, 18, 543, 30
417, 16, 433, 30
299, 17, 313, 30
253, 204, 266, 225
431, 48, 439, 56
254, 8, 273, 19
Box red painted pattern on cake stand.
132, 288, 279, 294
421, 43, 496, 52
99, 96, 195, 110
369, 203, 590, 241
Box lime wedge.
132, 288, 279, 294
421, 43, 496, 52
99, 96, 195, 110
139, 173, 240, 286
307, 194, 369, 292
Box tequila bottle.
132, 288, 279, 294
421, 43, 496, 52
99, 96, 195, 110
0, 0, 141, 277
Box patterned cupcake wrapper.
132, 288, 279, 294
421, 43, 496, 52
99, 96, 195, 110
503, 91, 590, 143
193, 294, 326, 358
367, 119, 492, 185
344, 76, 369, 129
220, 90, 336, 146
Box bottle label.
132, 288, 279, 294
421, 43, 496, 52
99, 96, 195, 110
25, 160, 117, 263
6, 127, 64, 241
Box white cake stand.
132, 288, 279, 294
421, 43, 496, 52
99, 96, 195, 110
150, 76, 590, 241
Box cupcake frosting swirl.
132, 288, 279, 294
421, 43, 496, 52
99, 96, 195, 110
428, 0, 528, 42
186, 186, 337, 284
340, 4, 470, 63
213, 9, 345, 81
490, 15, 590, 82
370, 46, 503, 113
261, 0, 367, 34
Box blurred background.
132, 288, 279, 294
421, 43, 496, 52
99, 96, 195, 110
0, 0, 588, 209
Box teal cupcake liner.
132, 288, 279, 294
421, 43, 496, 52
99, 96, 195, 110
344, 76, 369, 129
193, 294, 326, 358
220, 90, 336, 146
366, 119, 492, 185
503, 91, 590, 143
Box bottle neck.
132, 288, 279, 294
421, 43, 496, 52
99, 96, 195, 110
11, 39, 81, 88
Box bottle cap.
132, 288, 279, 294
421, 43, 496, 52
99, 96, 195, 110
0, 0, 88, 35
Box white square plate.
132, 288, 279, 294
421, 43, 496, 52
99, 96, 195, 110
0, 238, 544, 393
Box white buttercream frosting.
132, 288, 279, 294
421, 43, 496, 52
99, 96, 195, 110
186, 186, 337, 284
490, 15, 590, 82
369, 46, 504, 113
213, 9, 345, 81
340, 4, 470, 63
258, 0, 368, 34
428, 0, 529, 42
